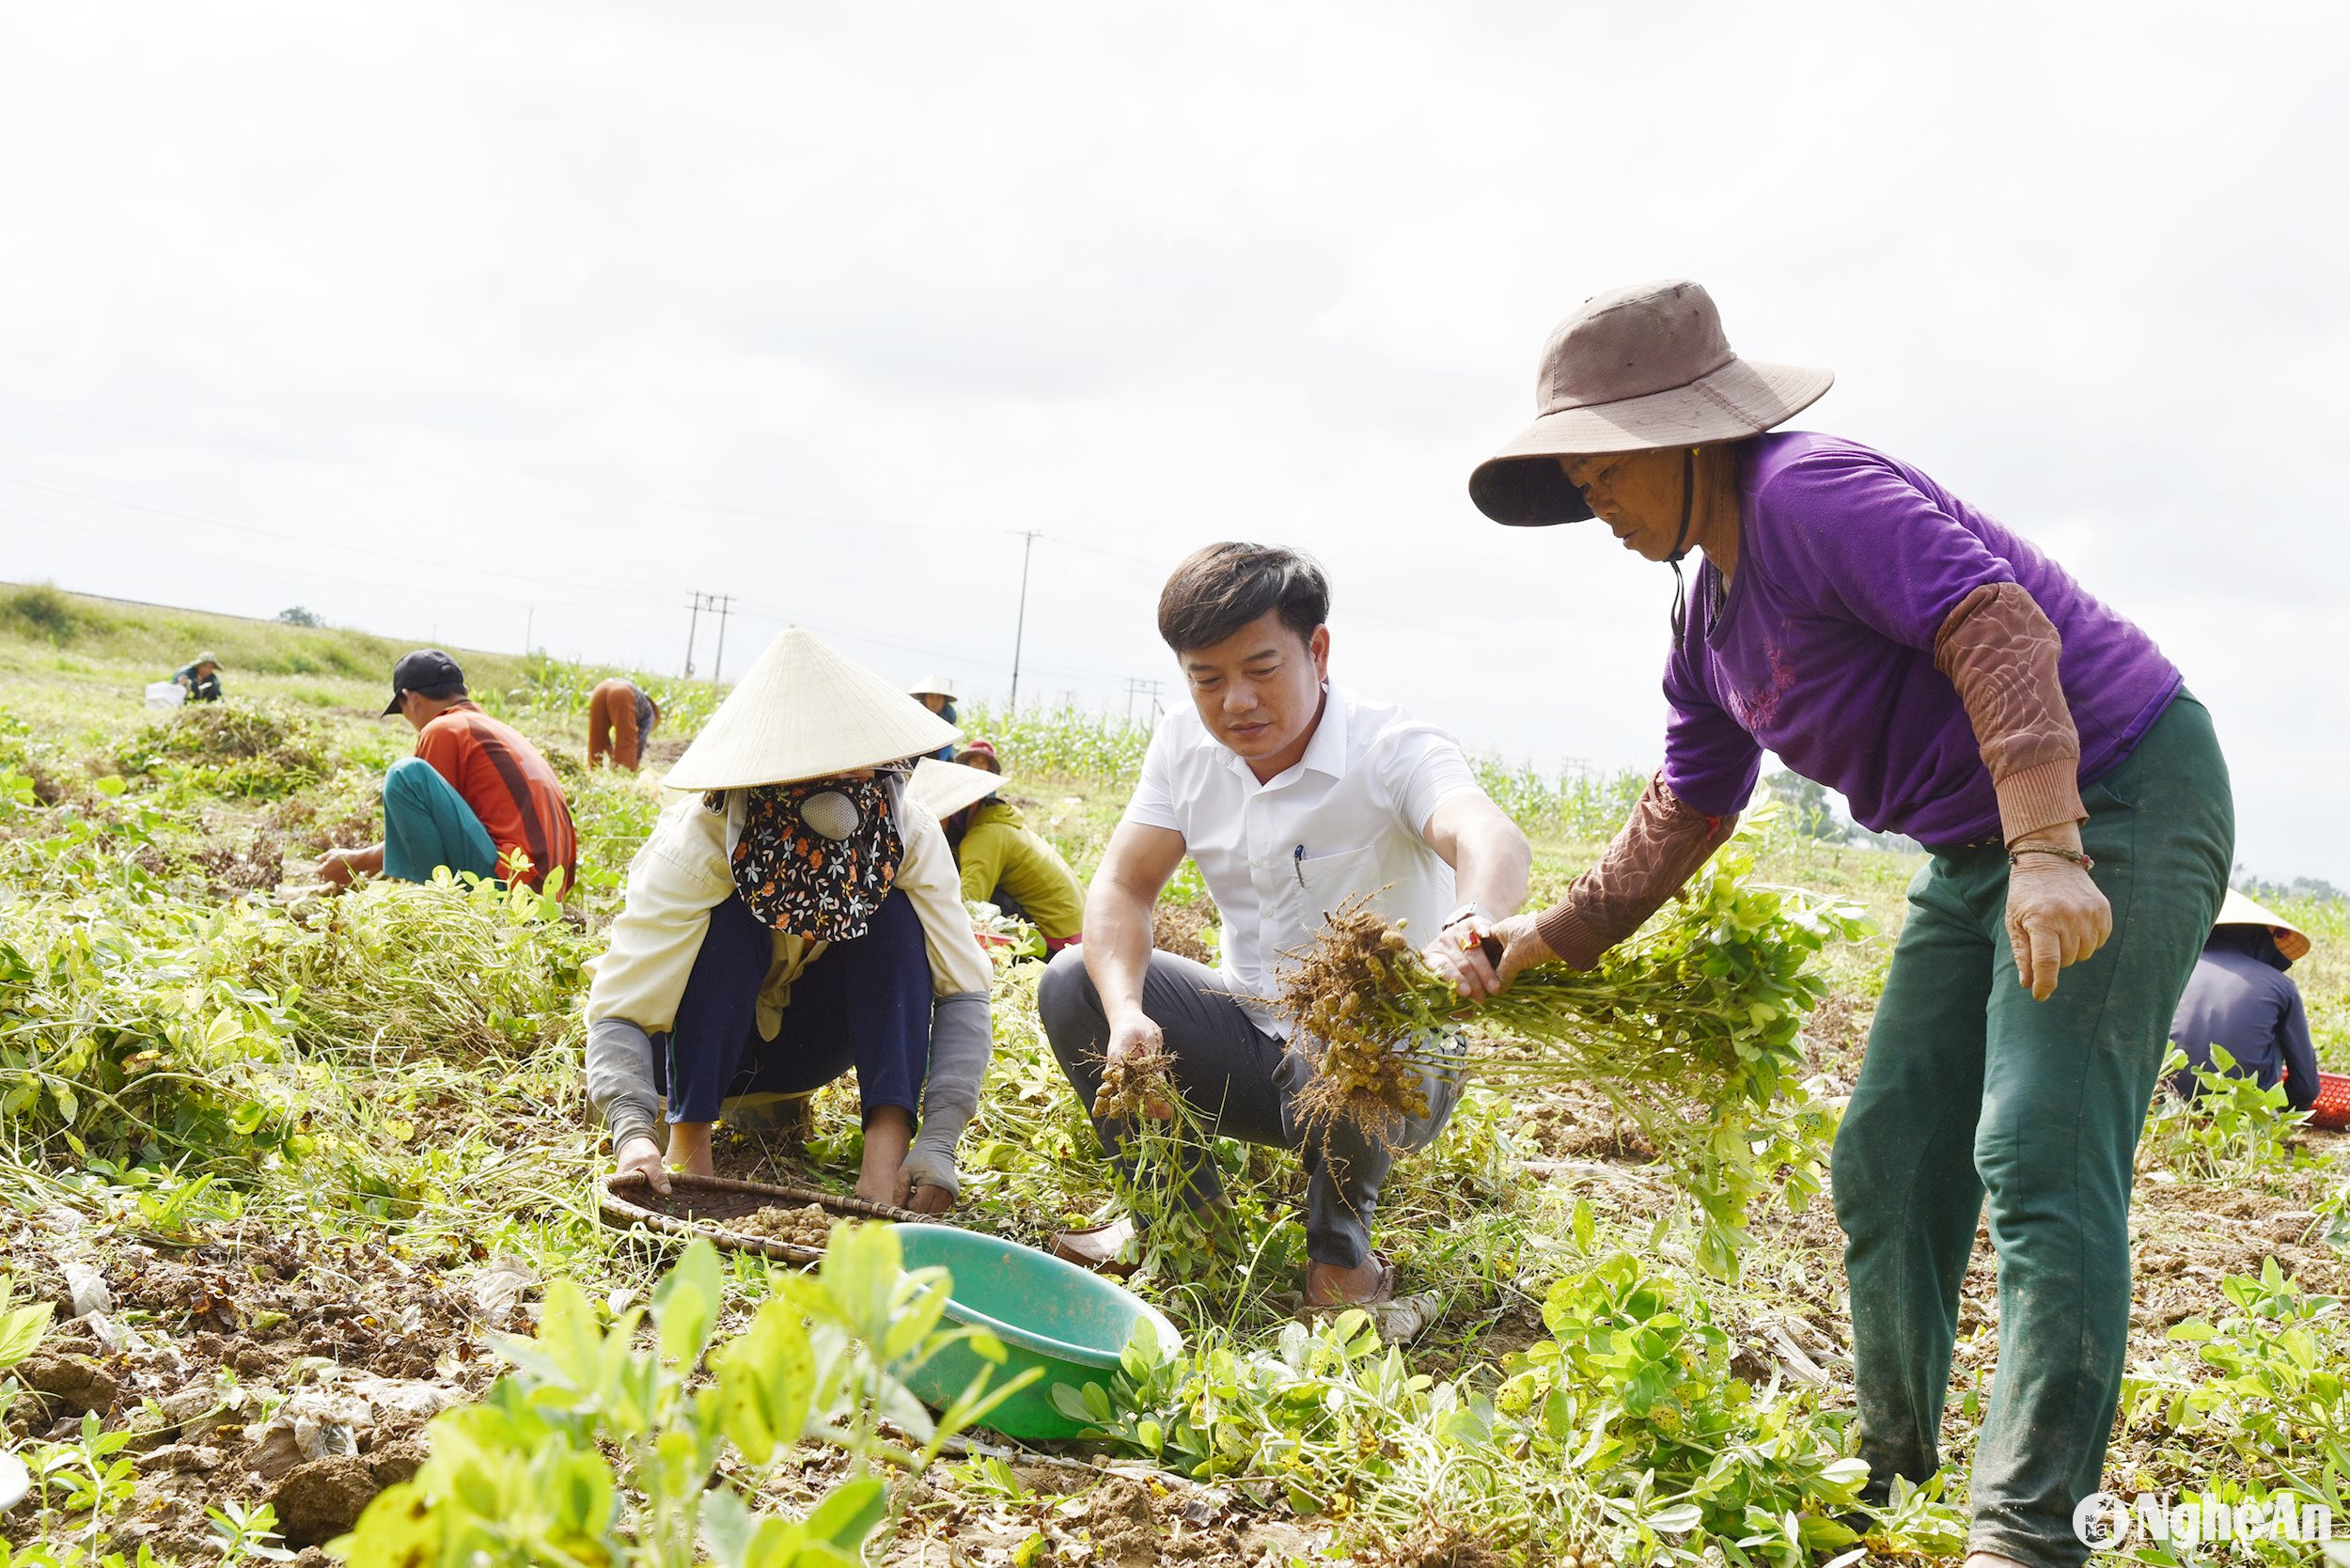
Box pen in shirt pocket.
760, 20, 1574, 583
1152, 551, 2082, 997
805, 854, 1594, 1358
1292, 843, 1307, 886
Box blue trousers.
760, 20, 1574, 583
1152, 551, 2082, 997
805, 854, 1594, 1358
652, 887, 933, 1126
381, 757, 501, 884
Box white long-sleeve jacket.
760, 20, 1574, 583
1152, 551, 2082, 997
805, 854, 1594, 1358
584, 778, 993, 1193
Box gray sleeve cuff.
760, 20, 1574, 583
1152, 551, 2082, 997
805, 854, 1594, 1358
586, 1015, 664, 1152
905, 990, 993, 1198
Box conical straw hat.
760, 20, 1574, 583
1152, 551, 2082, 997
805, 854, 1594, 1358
665, 627, 961, 791
907, 758, 1005, 821
907, 673, 959, 701
2215, 887, 2311, 963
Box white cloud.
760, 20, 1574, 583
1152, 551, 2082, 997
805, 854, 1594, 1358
1, 0, 2342, 881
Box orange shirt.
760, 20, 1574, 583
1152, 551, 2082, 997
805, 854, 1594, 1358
414, 702, 579, 893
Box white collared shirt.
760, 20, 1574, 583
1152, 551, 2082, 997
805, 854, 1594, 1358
1123, 682, 1480, 1032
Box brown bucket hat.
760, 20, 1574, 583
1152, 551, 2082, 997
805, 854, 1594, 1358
1469, 279, 1835, 526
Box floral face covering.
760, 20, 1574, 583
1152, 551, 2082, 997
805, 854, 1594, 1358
725, 776, 903, 941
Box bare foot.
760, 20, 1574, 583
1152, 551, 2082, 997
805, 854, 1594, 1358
1304, 1255, 1393, 1308
857, 1107, 915, 1206
667, 1121, 716, 1179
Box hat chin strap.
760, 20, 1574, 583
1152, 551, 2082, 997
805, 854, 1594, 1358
1668, 447, 1697, 650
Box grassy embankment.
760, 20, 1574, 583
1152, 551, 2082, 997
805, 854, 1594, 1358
1, 582, 2344, 1566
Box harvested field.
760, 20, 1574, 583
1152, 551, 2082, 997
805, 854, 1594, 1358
2, 594, 2344, 1565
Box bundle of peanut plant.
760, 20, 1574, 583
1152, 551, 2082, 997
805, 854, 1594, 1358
1277, 842, 1871, 1278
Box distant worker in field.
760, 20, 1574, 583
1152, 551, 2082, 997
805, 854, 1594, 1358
2169, 890, 2319, 1111
907, 675, 959, 761
908, 749, 1085, 953
1466, 279, 2231, 1568
586, 628, 993, 1215
172, 651, 224, 702
588, 676, 661, 772
318, 649, 579, 895
1038, 543, 1530, 1316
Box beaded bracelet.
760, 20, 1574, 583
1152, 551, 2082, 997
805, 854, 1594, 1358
2008, 844, 2095, 871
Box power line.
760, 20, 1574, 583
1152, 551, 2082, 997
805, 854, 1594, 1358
1123, 676, 1165, 724
728, 604, 1126, 692
0, 399, 1025, 543
1008, 529, 1040, 711
682, 590, 740, 682
682, 591, 708, 678
0, 421, 1049, 568
708, 594, 736, 684
2, 452, 1201, 684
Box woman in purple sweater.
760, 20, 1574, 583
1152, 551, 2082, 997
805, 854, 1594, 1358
1471, 280, 2232, 1568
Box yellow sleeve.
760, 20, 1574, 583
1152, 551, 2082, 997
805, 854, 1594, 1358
957, 820, 1011, 908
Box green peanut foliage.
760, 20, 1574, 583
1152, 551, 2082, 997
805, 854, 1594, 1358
337, 1227, 1038, 1568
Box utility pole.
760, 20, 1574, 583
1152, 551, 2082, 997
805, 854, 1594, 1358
682, 591, 706, 678
708, 594, 736, 685
1007, 530, 1040, 712
524, 605, 535, 655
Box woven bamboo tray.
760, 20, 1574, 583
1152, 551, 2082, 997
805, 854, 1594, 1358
599, 1172, 939, 1264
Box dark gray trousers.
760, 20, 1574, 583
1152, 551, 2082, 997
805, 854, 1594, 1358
1038, 945, 1458, 1267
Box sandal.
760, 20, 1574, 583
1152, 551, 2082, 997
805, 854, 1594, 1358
1051, 1215, 1141, 1278
1292, 1255, 1445, 1346
1295, 1255, 1400, 1319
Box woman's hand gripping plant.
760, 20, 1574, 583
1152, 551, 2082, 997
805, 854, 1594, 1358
1276, 840, 1872, 1278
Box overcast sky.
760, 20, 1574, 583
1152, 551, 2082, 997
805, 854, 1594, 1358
3, 3, 2343, 884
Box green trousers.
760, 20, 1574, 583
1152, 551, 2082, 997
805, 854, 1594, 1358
381, 757, 502, 886
1832, 695, 2232, 1568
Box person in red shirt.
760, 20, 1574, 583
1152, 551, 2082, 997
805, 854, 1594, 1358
319, 650, 579, 895
588, 676, 660, 772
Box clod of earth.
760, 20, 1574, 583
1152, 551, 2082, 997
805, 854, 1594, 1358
19, 1352, 118, 1414
272, 1455, 380, 1545
133, 1443, 224, 1477
1058, 1474, 1165, 1567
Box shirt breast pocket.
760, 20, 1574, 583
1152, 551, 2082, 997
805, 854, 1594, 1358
1292, 844, 1383, 920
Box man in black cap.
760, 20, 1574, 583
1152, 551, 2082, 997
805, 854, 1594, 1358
319, 650, 578, 893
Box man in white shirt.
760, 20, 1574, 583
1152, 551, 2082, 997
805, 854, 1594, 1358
1040, 543, 1531, 1310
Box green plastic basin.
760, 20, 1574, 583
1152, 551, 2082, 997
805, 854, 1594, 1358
889, 1223, 1181, 1440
